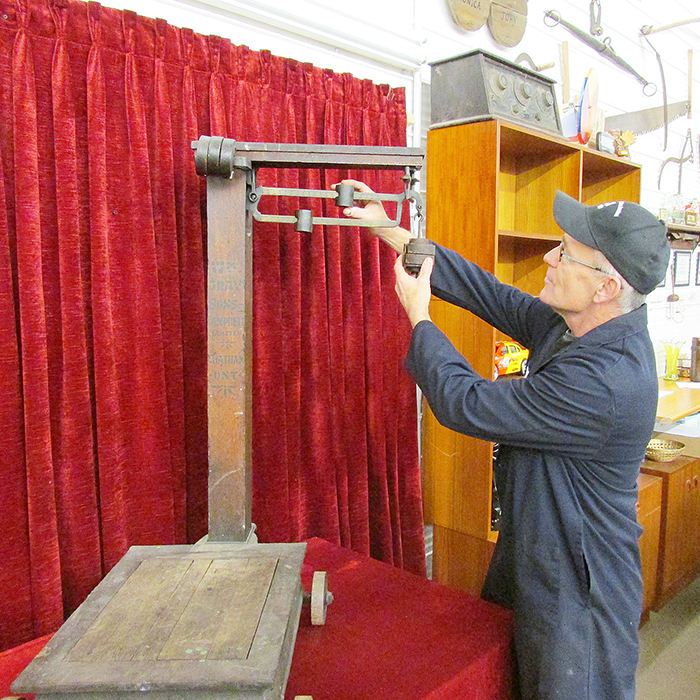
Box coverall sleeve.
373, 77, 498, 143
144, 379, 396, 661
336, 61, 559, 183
429, 243, 559, 350
406, 321, 616, 458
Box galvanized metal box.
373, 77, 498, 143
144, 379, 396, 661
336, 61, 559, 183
430, 49, 562, 136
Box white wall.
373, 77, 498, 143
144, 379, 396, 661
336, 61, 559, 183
102, 0, 700, 371
417, 0, 700, 371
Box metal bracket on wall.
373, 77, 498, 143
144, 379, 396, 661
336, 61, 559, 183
192, 136, 425, 543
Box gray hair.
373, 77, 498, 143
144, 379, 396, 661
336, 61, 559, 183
593, 250, 646, 314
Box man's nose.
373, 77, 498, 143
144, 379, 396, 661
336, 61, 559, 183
544, 245, 560, 266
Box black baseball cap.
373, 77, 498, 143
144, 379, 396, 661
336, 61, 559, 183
553, 191, 670, 294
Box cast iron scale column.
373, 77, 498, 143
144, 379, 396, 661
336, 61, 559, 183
12, 138, 424, 700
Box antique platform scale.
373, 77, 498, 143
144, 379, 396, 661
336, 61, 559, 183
13, 138, 424, 700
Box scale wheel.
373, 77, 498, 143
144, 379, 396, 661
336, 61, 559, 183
310, 571, 333, 626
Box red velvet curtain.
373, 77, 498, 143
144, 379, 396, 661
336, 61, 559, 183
0, 0, 425, 652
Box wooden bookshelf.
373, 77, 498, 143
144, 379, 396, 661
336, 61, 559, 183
423, 119, 641, 595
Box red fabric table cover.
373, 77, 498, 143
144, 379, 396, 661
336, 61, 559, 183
0, 634, 52, 698
287, 538, 514, 700
0, 539, 514, 699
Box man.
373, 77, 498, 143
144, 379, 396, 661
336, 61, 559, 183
338, 181, 670, 700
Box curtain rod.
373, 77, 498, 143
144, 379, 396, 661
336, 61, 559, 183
160, 0, 426, 73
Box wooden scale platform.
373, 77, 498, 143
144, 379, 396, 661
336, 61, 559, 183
13, 543, 306, 699
12, 139, 423, 700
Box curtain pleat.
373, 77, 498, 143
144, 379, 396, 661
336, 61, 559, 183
177, 30, 209, 544
153, 27, 189, 543
124, 14, 182, 547
49, 0, 103, 617
12, 7, 64, 638
0, 0, 425, 652
0, 23, 35, 646
86, 1, 131, 572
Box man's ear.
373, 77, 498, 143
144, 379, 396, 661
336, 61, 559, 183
593, 274, 623, 304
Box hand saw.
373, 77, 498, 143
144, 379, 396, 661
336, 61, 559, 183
605, 101, 691, 135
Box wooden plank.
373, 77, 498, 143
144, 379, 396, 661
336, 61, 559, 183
158, 558, 278, 661
498, 229, 561, 241
637, 474, 662, 616
432, 524, 496, 597
132, 558, 211, 661
66, 558, 196, 662
209, 558, 278, 660
65, 556, 279, 664
425, 122, 498, 540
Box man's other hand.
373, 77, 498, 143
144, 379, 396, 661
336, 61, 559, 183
394, 254, 433, 327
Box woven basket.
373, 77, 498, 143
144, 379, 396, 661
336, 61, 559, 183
645, 438, 685, 462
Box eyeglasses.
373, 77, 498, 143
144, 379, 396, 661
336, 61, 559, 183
558, 246, 609, 274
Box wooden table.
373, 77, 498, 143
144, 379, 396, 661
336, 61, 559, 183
657, 378, 700, 424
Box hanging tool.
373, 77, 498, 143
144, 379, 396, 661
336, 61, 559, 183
641, 17, 700, 35
642, 33, 670, 149
590, 0, 602, 36
515, 53, 555, 72
605, 101, 691, 137
544, 10, 656, 95
605, 50, 692, 141
657, 129, 693, 193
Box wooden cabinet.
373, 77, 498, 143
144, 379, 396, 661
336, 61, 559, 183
423, 119, 641, 595
641, 455, 700, 608
637, 473, 663, 623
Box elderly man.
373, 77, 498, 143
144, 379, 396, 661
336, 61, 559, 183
339, 182, 670, 700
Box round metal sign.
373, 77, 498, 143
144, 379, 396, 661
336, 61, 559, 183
488, 0, 527, 47
447, 0, 492, 32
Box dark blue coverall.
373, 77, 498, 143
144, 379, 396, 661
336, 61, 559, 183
406, 245, 657, 700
